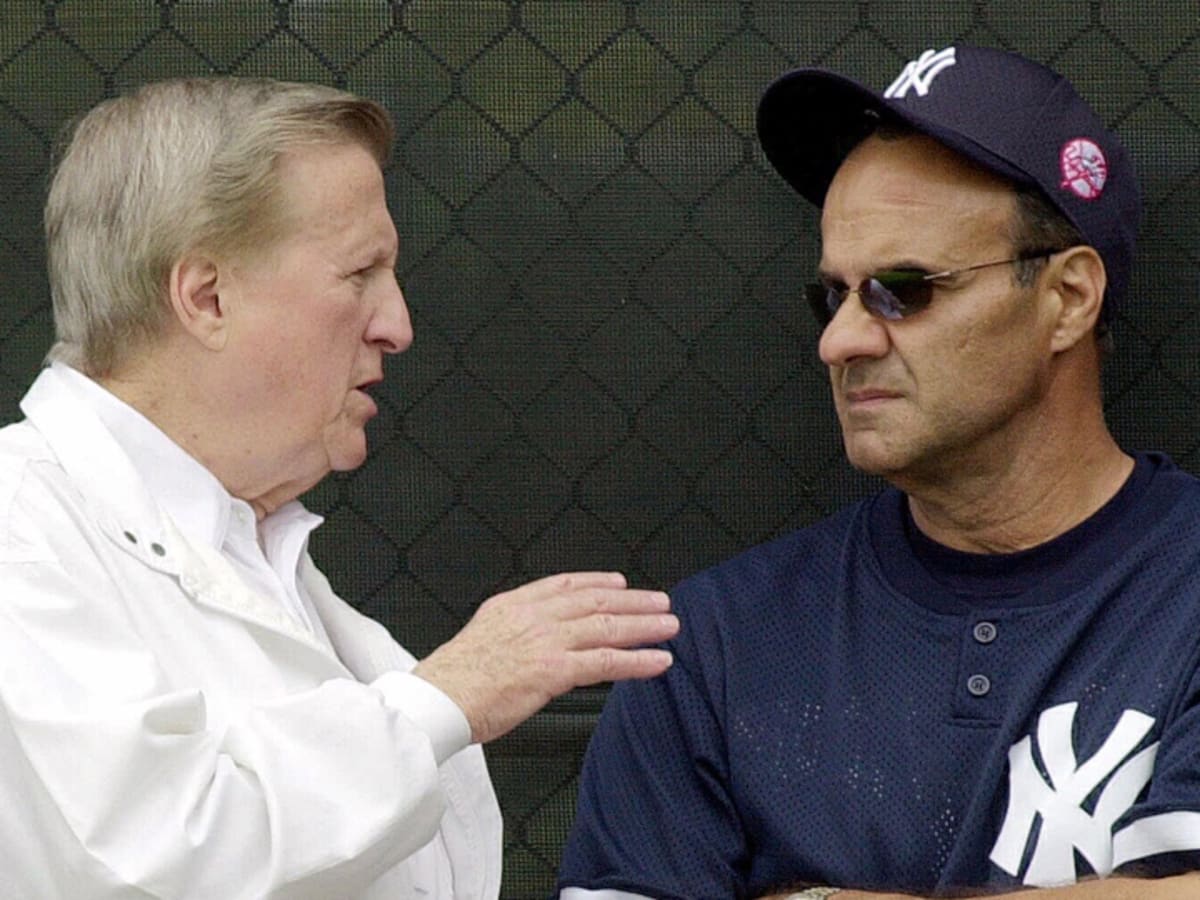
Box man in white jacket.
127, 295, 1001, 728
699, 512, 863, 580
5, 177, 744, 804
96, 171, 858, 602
0, 77, 679, 899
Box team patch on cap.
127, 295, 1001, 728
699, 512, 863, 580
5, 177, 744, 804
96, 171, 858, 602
1060, 138, 1108, 200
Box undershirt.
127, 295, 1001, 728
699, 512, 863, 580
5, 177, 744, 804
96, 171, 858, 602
882, 453, 1151, 608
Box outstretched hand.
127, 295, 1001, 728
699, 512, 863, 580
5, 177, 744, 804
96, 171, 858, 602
413, 571, 679, 744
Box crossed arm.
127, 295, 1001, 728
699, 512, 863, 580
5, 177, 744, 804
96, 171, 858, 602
566, 874, 1200, 900
758, 873, 1200, 899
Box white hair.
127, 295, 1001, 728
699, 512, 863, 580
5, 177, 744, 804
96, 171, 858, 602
44, 77, 392, 375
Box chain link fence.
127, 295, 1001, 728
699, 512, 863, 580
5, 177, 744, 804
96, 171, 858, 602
1, 2, 1198, 895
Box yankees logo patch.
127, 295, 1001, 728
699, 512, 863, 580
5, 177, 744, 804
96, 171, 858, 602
1060, 138, 1108, 200
987, 701, 1200, 887
884, 47, 957, 99
990, 702, 1156, 886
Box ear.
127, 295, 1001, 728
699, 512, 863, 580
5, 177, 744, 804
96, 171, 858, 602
1046, 246, 1107, 354
167, 254, 228, 351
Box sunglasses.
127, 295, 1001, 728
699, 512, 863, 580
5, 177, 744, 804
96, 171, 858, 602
804, 250, 1062, 327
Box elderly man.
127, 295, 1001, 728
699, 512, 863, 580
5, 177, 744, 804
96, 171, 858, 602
0, 78, 678, 898
558, 46, 1200, 899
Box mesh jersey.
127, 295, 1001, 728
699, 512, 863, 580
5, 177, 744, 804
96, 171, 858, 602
559, 453, 1200, 899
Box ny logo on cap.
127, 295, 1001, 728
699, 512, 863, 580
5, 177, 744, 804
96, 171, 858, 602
884, 47, 957, 98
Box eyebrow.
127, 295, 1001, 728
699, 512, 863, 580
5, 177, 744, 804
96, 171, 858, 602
351, 240, 399, 269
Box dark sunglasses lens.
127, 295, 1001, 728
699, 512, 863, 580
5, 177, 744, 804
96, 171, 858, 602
803, 284, 836, 326
866, 272, 933, 319
804, 271, 934, 327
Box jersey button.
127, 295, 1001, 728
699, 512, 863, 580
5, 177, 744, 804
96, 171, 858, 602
967, 674, 991, 697
973, 621, 998, 644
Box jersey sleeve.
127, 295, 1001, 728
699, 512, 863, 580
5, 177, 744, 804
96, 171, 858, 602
557, 578, 749, 899
1111, 653, 1200, 878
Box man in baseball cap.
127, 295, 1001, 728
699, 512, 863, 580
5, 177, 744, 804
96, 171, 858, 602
558, 46, 1200, 899
757, 44, 1140, 319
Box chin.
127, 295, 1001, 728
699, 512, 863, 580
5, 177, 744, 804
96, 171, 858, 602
844, 441, 911, 480
327, 430, 369, 472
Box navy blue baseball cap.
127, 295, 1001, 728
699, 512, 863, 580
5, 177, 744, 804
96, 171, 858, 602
756, 45, 1141, 308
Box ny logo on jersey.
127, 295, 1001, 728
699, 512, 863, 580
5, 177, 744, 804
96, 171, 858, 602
989, 702, 1157, 886
884, 47, 957, 98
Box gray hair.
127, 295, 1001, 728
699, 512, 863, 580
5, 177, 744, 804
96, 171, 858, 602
44, 77, 393, 375
1006, 184, 1113, 353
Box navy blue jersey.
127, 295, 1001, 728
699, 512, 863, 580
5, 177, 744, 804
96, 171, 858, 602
559, 453, 1200, 899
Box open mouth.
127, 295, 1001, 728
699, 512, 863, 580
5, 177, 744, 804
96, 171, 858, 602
352, 380, 382, 416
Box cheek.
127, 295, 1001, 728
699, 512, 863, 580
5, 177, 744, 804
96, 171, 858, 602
328, 306, 373, 357
308, 312, 371, 381
924, 304, 1021, 382
237, 346, 299, 409
925, 333, 1041, 427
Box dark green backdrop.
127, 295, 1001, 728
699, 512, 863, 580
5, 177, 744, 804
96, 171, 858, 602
1, 2, 1198, 896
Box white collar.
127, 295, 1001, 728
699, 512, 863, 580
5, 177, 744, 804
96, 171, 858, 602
28, 364, 321, 555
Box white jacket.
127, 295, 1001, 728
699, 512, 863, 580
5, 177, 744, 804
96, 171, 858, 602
0, 365, 502, 899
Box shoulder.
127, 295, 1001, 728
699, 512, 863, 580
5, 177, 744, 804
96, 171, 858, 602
1117, 452, 1200, 560
0, 418, 83, 564
661, 495, 884, 667
0, 417, 54, 479
671, 496, 876, 607
1140, 452, 1200, 505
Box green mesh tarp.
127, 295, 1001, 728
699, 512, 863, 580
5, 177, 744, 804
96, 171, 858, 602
2, 3, 1198, 896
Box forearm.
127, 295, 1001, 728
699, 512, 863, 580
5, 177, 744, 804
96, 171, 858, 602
761, 873, 1200, 900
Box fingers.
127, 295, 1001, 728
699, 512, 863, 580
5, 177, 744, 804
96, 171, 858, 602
485, 571, 676, 648
556, 587, 673, 618
559, 610, 679, 651
569, 646, 676, 686
487, 573, 670, 620
414, 573, 680, 744
489, 571, 628, 606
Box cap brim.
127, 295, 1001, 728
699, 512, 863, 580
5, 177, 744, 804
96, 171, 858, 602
757, 68, 1033, 207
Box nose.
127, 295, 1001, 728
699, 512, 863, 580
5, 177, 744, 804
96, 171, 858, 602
368, 274, 413, 354
817, 288, 891, 368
